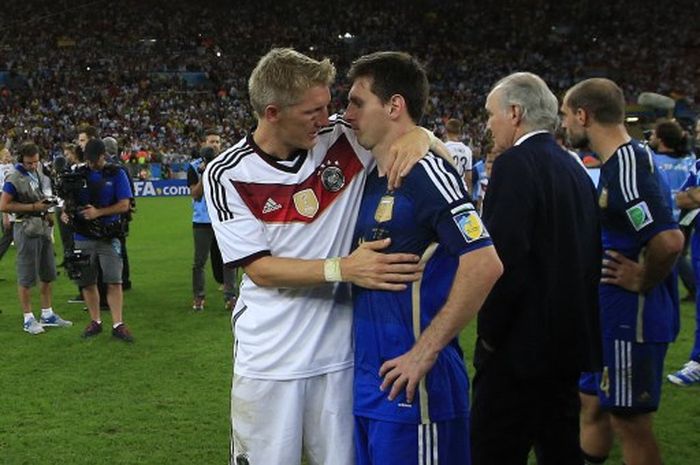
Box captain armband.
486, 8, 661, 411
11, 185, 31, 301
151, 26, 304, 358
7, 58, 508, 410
323, 257, 343, 282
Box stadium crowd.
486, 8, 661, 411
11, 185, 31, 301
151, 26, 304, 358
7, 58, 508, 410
0, 0, 698, 161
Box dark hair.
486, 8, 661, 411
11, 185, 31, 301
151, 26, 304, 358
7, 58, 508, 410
202, 127, 220, 140
78, 124, 99, 139
348, 51, 429, 123
655, 120, 688, 153
565, 78, 625, 125
18, 142, 40, 161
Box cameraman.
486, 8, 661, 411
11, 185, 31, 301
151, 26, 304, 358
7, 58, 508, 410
187, 129, 237, 311
66, 139, 134, 342
0, 142, 72, 335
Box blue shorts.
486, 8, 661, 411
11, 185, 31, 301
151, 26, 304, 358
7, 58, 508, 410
354, 416, 470, 465
579, 339, 668, 414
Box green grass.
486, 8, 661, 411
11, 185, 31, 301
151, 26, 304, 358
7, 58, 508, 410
0, 197, 698, 464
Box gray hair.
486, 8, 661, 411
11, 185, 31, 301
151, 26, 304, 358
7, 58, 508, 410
490, 72, 559, 133
102, 136, 118, 156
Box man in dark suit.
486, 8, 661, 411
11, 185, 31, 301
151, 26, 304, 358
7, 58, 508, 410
470, 72, 602, 465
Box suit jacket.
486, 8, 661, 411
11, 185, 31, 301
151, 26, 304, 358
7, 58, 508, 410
476, 132, 602, 379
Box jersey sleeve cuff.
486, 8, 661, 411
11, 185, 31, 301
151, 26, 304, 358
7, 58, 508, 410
229, 250, 272, 268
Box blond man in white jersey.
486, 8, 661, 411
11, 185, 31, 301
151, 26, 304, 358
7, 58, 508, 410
205, 48, 448, 465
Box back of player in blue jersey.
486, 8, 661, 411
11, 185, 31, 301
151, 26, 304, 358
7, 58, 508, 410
563, 78, 683, 465
345, 52, 502, 465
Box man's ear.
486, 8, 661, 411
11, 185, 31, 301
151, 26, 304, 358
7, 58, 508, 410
263, 104, 281, 122
387, 94, 405, 120
575, 107, 589, 127
511, 104, 523, 127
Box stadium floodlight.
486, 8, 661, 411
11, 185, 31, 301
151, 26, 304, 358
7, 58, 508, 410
625, 116, 639, 123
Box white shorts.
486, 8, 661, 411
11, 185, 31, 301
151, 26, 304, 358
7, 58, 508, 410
230, 367, 353, 465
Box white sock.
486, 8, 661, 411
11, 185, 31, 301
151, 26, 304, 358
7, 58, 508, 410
94, 320, 102, 325
41, 307, 54, 318
112, 322, 123, 329
23, 313, 36, 323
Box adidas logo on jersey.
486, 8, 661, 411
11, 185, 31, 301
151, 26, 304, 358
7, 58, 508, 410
262, 198, 282, 214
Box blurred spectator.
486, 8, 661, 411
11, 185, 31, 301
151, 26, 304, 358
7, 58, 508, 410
0, 0, 696, 162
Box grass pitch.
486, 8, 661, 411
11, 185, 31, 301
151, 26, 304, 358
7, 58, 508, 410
0, 196, 698, 464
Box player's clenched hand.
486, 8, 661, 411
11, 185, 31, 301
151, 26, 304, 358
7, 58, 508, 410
386, 126, 430, 190
379, 349, 437, 403
342, 238, 422, 290
601, 250, 643, 292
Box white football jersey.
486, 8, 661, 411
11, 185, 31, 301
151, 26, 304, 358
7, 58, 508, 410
445, 140, 472, 177
204, 117, 373, 380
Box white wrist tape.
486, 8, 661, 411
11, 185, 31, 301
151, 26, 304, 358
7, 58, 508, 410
324, 257, 343, 282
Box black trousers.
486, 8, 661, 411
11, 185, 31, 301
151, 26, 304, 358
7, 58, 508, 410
0, 221, 13, 260
471, 343, 584, 465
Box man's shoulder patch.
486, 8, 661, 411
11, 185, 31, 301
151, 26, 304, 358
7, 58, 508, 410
453, 210, 489, 243
625, 201, 653, 231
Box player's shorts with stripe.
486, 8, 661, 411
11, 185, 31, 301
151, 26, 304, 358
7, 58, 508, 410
354, 415, 470, 465
578, 339, 668, 414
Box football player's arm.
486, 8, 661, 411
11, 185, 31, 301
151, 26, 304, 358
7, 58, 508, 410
244, 238, 422, 290
602, 229, 683, 293
387, 127, 454, 189
379, 245, 503, 402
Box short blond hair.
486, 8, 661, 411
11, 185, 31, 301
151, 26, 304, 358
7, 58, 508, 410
0, 147, 11, 163
248, 48, 336, 118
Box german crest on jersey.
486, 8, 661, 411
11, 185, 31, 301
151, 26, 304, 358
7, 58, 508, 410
293, 188, 319, 218
320, 165, 345, 192
374, 194, 395, 223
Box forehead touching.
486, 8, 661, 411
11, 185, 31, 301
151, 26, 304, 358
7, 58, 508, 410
294, 85, 331, 110
349, 76, 375, 101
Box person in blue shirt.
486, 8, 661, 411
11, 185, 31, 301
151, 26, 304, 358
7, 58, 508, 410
344, 51, 503, 465
562, 78, 683, 465
186, 129, 237, 312
66, 138, 135, 342
668, 155, 700, 386
0, 143, 72, 335
651, 120, 696, 302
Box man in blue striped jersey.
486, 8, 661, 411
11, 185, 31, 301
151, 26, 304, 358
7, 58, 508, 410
345, 51, 503, 465
562, 78, 683, 465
